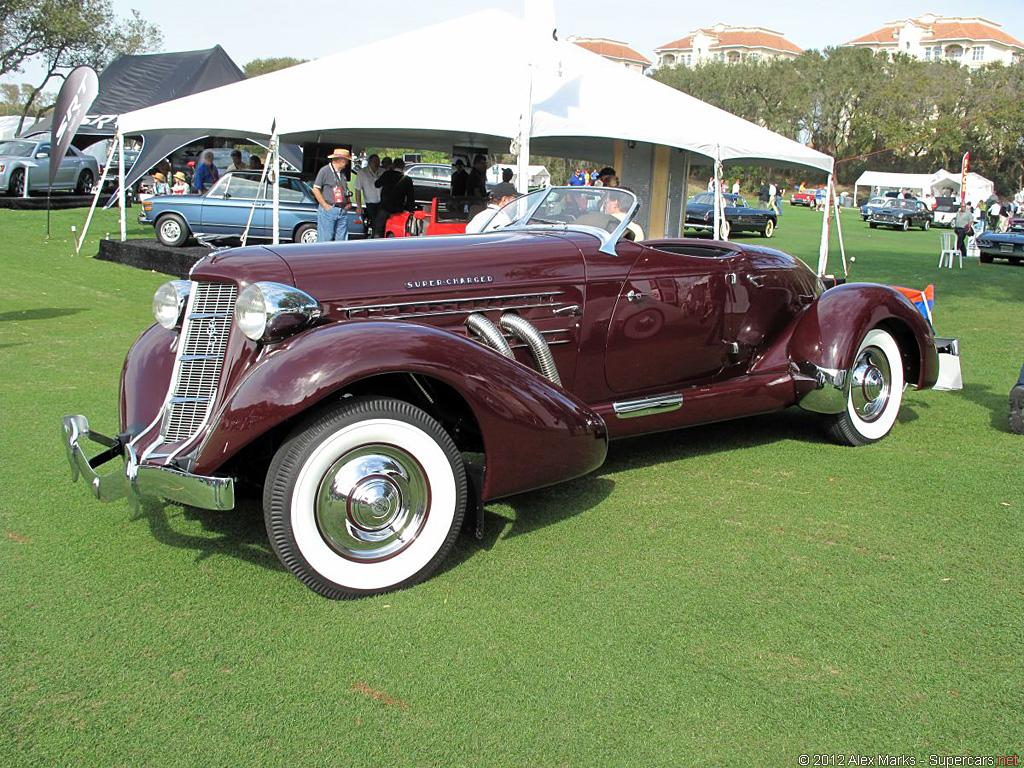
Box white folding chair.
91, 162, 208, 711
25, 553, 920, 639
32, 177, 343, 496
938, 231, 961, 268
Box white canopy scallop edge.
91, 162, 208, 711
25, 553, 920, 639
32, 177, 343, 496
116, 9, 833, 174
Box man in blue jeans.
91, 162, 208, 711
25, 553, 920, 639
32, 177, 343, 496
312, 148, 353, 242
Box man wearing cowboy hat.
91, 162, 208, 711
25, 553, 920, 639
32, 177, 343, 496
312, 147, 353, 242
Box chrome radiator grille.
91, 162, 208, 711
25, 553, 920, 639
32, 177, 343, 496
160, 281, 237, 443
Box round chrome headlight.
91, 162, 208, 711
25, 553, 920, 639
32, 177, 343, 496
153, 280, 191, 329
234, 282, 321, 342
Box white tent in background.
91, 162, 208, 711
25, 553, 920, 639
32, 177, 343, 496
107, 8, 837, 266
930, 170, 995, 205
853, 171, 937, 202
854, 169, 996, 205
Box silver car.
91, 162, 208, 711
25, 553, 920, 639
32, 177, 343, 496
0, 139, 100, 196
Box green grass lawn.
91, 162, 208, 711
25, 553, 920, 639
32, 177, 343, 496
1, 204, 1022, 766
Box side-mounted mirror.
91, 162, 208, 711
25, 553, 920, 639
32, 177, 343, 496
35, 152, 48, 159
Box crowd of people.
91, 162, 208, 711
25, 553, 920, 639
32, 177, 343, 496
569, 167, 618, 187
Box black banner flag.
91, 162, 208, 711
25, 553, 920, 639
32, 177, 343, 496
49, 66, 100, 186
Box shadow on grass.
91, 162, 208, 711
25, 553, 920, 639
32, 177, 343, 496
0, 307, 85, 322
454, 407, 834, 563
129, 408, 867, 581
959, 381, 1015, 433
134, 493, 283, 572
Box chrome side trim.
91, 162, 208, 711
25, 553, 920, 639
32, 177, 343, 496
794, 361, 849, 414
613, 394, 683, 419
338, 291, 562, 313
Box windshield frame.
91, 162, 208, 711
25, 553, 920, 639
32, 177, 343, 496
497, 185, 641, 256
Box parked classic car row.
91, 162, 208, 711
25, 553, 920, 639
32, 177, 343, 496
684, 192, 778, 238
867, 198, 933, 231
63, 185, 942, 599
139, 170, 365, 246
0, 139, 99, 195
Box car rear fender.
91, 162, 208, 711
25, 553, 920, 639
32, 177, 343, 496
752, 283, 938, 402
192, 320, 608, 500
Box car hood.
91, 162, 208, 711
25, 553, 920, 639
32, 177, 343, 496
199, 230, 591, 311
977, 231, 1024, 243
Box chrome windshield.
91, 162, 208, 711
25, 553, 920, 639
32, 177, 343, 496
498, 186, 641, 256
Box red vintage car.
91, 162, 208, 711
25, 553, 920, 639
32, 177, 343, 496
383, 197, 468, 238
62, 186, 941, 599
791, 189, 819, 206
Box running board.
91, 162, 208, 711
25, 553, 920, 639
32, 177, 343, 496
612, 393, 683, 419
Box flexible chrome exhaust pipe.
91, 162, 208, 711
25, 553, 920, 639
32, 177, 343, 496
500, 313, 561, 386
466, 313, 514, 359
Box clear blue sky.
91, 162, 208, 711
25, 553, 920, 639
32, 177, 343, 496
5, 0, 1024, 85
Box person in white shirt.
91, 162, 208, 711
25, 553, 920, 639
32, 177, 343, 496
606, 190, 644, 241
731, 179, 740, 195
768, 182, 779, 214
465, 183, 519, 233
354, 154, 382, 236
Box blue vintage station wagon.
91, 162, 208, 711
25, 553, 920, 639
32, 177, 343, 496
139, 170, 365, 246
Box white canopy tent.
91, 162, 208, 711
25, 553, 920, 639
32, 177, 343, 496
117, 10, 832, 171
107, 9, 838, 268
930, 170, 995, 205
854, 169, 995, 206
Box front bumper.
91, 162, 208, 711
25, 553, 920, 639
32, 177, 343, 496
62, 415, 234, 511
795, 337, 961, 413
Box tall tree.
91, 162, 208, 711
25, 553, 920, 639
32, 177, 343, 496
244, 57, 307, 78
1, 0, 162, 133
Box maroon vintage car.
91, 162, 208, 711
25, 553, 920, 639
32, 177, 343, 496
63, 186, 941, 599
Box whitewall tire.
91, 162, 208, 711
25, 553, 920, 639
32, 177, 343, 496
824, 328, 905, 446
264, 397, 467, 598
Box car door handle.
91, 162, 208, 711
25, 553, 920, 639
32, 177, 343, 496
553, 304, 581, 317
747, 275, 765, 288
626, 289, 646, 303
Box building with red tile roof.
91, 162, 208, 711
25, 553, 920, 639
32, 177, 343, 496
568, 36, 652, 73
844, 14, 1024, 68
654, 23, 802, 68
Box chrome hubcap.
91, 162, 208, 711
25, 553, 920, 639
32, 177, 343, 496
850, 346, 891, 422
162, 221, 180, 240
314, 445, 429, 561
301, 229, 316, 243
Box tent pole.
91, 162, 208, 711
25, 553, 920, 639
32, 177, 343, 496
817, 172, 833, 277
271, 134, 280, 245
77, 139, 116, 254
241, 129, 275, 247
516, 70, 533, 195
117, 132, 127, 242
678, 152, 690, 238
831, 177, 848, 278
713, 144, 725, 240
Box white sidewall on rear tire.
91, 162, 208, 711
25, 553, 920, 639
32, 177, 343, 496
846, 329, 904, 441
290, 418, 457, 591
